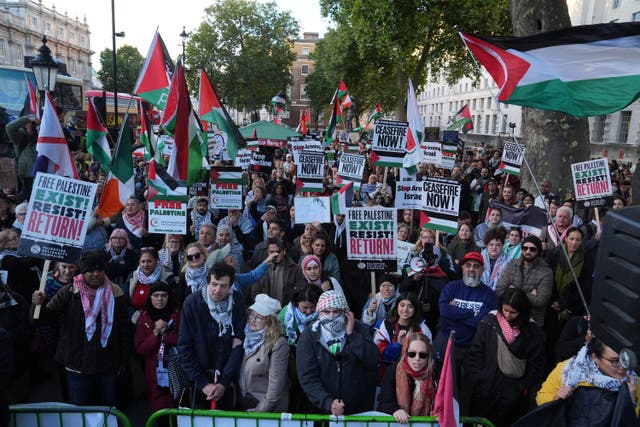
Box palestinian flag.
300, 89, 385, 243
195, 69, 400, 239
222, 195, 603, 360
460, 23, 640, 116
324, 95, 342, 145
366, 101, 381, 125
20, 76, 39, 118
133, 31, 175, 110
337, 80, 353, 110
271, 91, 286, 109
96, 117, 134, 218
447, 104, 473, 134
147, 159, 187, 200
165, 63, 207, 185
160, 65, 179, 134
198, 68, 246, 159
139, 101, 156, 161
331, 180, 353, 215
86, 98, 112, 173
404, 79, 424, 174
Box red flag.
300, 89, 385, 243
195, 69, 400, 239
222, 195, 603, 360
432, 332, 460, 427
250, 129, 257, 140
25, 76, 39, 118
133, 32, 175, 109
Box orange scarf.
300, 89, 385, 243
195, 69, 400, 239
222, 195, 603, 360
395, 339, 436, 416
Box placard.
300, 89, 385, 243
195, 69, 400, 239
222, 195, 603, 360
396, 240, 414, 275
210, 167, 243, 209
420, 177, 461, 234
423, 127, 440, 143
234, 148, 254, 169
394, 180, 424, 210
296, 150, 325, 192
571, 158, 613, 202
250, 151, 273, 174
371, 120, 408, 168
289, 140, 322, 164
346, 207, 396, 268
148, 198, 187, 234
500, 141, 526, 175
439, 130, 458, 170
294, 197, 331, 223
423, 141, 442, 165
18, 173, 97, 264
337, 153, 366, 190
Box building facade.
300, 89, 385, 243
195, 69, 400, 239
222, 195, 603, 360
0, 0, 92, 86
287, 32, 320, 129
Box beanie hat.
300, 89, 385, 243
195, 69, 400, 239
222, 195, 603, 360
79, 250, 106, 273
461, 251, 484, 267
316, 290, 349, 313
521, 235, 542, 254
249, 294, 282, 317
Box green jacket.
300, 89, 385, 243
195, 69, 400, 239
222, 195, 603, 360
6, 116, 37, 178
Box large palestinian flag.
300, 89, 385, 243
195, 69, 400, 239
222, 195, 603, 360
460, 23, 640, 116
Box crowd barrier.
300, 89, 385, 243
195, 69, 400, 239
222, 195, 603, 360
144, 409, 496, 427
9, 403, 132, 427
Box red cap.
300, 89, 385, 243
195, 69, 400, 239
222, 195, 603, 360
461, 251, 484, 267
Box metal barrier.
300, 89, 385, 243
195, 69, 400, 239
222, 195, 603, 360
9, 403, 132, 427
145, 409, 496, 427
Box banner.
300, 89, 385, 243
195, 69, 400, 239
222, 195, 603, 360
423, 127, 440, 143
346, 207, 397, 271
439, 130, 458, 170
396, 240, 414, 275
294, 197, 331, 223
148, 197, 187, 234
234, 148, 254, 169
489, 200, 548, 236
250, 151, 273, 174
371, 120, 408, 168
500, 141, 526, 175
394, 180, 424, 210
18, 173, 97, 263
571, 158, 613, 208
210, 167, 243, 209
289, 140, 322, 164
420, 177, 461, 233
296, 150, 325, 193
337, 153, 366, 191
423, 141, 442, 165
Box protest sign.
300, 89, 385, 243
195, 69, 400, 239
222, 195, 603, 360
294, 197, 331, 223
337, 153, 366, 191
394, 180, 424, 210
148, 198, 187, 234
210, 167, 243, 209
371, 120, 408, 168
296, 150, 325, 192
325, 150, 337, 168
396, 240, 414, 275
189, 181, 209, 198
234, 148, 254, 169
420, 177, 460, 233
423, 127, 440, 143
423, 141, 442, 165
346, 207, 397, 271
571, 158, 613, 208
439, 130, 458, 170
289, 140, 322, 164
18, 173, 97, 264
500, 141, 526, 175
250, 151, 273, 174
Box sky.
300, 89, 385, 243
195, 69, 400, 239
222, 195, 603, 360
44, 0, 331, 70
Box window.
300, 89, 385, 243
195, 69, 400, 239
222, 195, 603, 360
301, 64, 309, 75
613, 0, 621, 9
618, 111, 631, 143
487, 97, 492, 109
472, 99, 476, 109
15, 45, 23, 64
491, 114, 498, 134
593, 115, 607, 142
0, 40, 5, 57
79, 35, 85, 46
501, 115, 508, 133
477, 115, 482, 131
302, 47, 309, 55
300, 84, 308, 100
31, 17, 38, 27
485, 114, 490, 133
45, 22, 52, 33
633, 11, 640, 21
57, 27, 64, 37
69, 31, 75, 41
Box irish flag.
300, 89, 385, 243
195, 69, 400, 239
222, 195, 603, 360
86, 98, 112, 173
460, 23, 640, 116
447, 104, 473, 134
133, 31, 175, 110
96, 118, 134, 218
198, 68, 246, 160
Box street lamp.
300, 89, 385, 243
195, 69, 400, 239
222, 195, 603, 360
31, 36, 59, 93
179, 26, 189, 63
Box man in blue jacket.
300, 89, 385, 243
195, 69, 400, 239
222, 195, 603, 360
178, 262, 246, 409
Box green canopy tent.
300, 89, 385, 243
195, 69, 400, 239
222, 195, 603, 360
239, 120, 302, 148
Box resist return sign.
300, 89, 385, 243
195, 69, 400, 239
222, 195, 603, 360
346, 207, 396, 260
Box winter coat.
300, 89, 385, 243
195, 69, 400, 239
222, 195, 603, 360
239, 336, 290, 412
296, 320, 378, 414
251, 257, 304, 306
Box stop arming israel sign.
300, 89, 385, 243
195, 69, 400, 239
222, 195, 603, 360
346, 207, 397, 271
571, 158, 613, 208
420, 177, 461, 234
371, 120, 408, 168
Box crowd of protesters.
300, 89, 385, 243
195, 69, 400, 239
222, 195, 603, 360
0, 117, 639, 427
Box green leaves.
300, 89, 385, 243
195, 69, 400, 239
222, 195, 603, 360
97, 45, 144, 94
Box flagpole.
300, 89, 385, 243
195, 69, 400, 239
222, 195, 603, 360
459, 31, 590, 317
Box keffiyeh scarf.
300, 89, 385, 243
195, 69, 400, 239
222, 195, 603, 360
562, 344, 637, 391
185, 263, 208, 293
202, 286, 235, 336
136, 263, 162, 285
122, 209, 144, 237
283, 302, 317, 344
75, 274, 114, 347
243, 324, 265, 357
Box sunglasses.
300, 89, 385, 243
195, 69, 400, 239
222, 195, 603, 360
522, 246, 538, 253
186, 253, 202, 261
406, 351, 429, 359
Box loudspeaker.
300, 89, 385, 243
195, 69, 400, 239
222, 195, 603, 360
590, 206, 640, 371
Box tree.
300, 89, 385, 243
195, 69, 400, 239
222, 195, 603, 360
185, 0, 298, 119
97, 45, 144, 94
313, 0, 512, 118
511, 0, 590, 199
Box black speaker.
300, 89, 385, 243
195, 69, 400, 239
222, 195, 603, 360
590, 206, 640, 371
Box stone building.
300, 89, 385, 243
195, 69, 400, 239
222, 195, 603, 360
287, 31, 320, 128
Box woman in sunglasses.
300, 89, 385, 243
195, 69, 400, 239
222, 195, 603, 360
378, 332, 435, 423
467, 288, 545, 426
176, 243, 209, 307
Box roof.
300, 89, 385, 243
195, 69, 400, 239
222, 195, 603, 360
239, 120, 302, 143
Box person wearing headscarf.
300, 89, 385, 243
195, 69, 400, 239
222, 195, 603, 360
300, 254, 343, 294
480, 227, 510, 291
239, 294, 289, 412
503, 227, 523, 260
362, 276, 399, 327
126, 248, 174, 324
135, 281, 181, 416
105, 228, 137, 289
113, 196, 148, 250
31, 250, 129, 406
378, 333, 436, 423
296, 290, 378, 415
158, 234, 185, 284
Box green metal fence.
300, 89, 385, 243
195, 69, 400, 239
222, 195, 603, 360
9, 403, 132, 427
145, 409, 495, 427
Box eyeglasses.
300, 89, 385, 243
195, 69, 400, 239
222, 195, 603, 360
600, 355, 621, 368
186, 253, 202, 261
248, 313, 266, 322
522, 246, 538, 253
406, 351, 429, 359
111, 236, 125, 240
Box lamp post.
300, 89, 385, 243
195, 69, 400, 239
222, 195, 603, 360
111, 0, 125, 128
179, 26, 189, 64
31, 36, 59, 107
